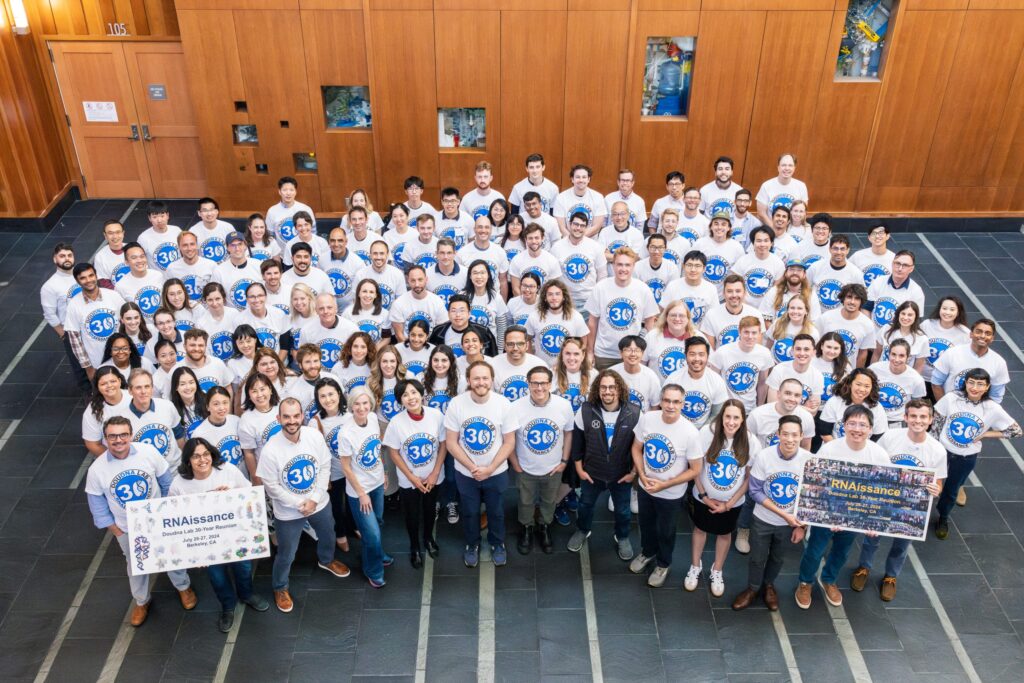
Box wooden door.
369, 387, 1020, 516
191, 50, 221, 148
123, 43, 206, 197
50, 42, 153, 197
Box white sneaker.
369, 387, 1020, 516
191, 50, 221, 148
684, 563, 702, 592
648, 565, 670, 588
630, 488, 639, 514
735, 527, 750, 554
710, 568, 725, 597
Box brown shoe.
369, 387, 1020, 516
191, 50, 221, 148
336, 537, 350, 552
129, 601, 150, 627
480, 511, 488, 530
763, 584, 779, 611
274, 589, 293, 613
795, 582, 812, 609
731, 588, 757, 611
178, 587, 197, 610
850, 566, 870, 592
820, 580, 843, 607
880, 576, 898, 602
318, 559, 351, 578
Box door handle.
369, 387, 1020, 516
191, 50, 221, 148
129, 124, 140, 141
142, 125, 152, 141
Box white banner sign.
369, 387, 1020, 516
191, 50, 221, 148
126, 486, 270, 576
82, 101, 118, 123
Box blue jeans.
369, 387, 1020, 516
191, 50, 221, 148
737, 497, 755, 529
858, 535, 911, 577
577, 478, 632, 540
798, 526, 858, 585
206, 560, 253, 611
272, 505, 337, 591
455, 470, 508, 548
937, 451, 977, 520
348, 485, 387, 582
440, 453, 460, 506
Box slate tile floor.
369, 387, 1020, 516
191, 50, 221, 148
1, 200, 1023, 681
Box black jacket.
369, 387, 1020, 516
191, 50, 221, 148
428, 322, 499, 357
572, 400, 641, 483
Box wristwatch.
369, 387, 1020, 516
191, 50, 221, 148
560, 458, 570, 464
697, 491, 708, 500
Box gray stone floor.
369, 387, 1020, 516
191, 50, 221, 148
0, 200, 1023, 682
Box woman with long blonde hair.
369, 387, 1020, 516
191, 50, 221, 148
645, 299, 702, 383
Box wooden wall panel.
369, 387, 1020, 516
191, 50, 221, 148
561, 10, 629, 192
989, 31, 1024, 211
621, 10, 699, 201
499, 9, 566, 194
920, 11, 1024, 190
683, 10, 764, 189
301, 9, 376, 213
742, 10, 832, 191
802, 8, 882, 212
233, 10, 320, 206
435, 10, 501, 191
701, 0, 834, 9
30, 0, 178, 36
368, 9, 439, 203
859, 10, 964, 212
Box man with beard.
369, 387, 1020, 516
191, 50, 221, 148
41, 243, 90, 391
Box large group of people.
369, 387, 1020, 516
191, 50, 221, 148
42, 152, 1020, 633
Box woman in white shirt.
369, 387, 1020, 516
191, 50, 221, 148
875, 300, 928, 373
118, 302, 151, 356
687, 400, 754, 597
286, 283, 316, 366
464, 259, 510, 351
343, 279, 391, 348
169, 437, 269, 631
169, 366, 208, 436
507, 272, 540, 327
246, 213, 282, 263
99, 332, 156, 382
82, 366, 131, 456
312, 377, 353, 553
920, 296, 971, 393
340, 188, 385, 233
383, 379, 447, 568
766, 297, 819, 365
383, 203, 415, 270
338, 388, 391, 588
645, 299, 701, 383
335, 332, 375, 394
400, 320, 433, 379
195, 283, 239, 363
239, 372, 282, 481
161, 279, 196, 334
151, 338, 179, 399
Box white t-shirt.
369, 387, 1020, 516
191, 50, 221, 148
709, 343, 775, 411
40, 270, 80, 328
509, 250, 562, 287
286, 234, 331, 269
193, 308, 239, 362
750, 445, 813, 526
238, 307, 289, 352
598, 227, 645, 273
125, 398, 183, 467
931, 344, 1010, 397
461, 189, 506, 220
190, 415, 244, 470
457, 242, 510, 280
807, 261, 865, 312
816, 436, 891, 467
878, 429, 947, 478
115, 270, 165, 322
633, 258, 679, 306
94, 245, 130, 284
444, 392, 513, 477
661, 279, 720, 328
731, 252, 786, 308
554, 369, 596, 414
643, 333, 691, 382
525, 310, 589, 365
176, 357, 233, 393
549, 237, 608, 307
869, 362, 927, 422
238, 407, 282, 459
793, 240, 830, 270
677, 212, 711, 243
388, 291, 449, 335
266, 200, 315, 246
699, 181, 743, 216
510, 394, 575, 475
919, 320, 971, 383
435, 210, 475, 250
610, 363, 663, 412
553, 188, 607, 227
169, 464, 250, 496
934, 393, 1015, 456
663, 369, 730, 429
635, 412, 703, 499
281, 266, 334, 300
765, 323, 820, 364
85, 443, 168, 530
693, 237, 745, 294
491, 353, 548, 402
584, 279, 659, 358
604, 191, 648, 231
299, 316, 360, 371
508, 296, 538, 327
746, 403, 815, 448
212, 259, 264, 310
697, 427, 754, 503
165, 257, 216, 303
342, 307, 389, 344
256, 426, 332, 520
427, 374, 466, 414
383, 407, 447, 489
700, 304, 764, 347
510, 177, 560, 215
766, 362, 825, 409
819, 397, 888, 439
755, 177, 809, 213
137, 226, 182, 272
867, 277, 927, 329
427, 263, 466, 308
66, 290, 127, 368
850, 248, 895, 289
817, 309, 876, 362
189, 220, 235, 264
81, 393, 132, 443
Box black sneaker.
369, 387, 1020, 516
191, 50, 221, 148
218, 610, 235, 633
934, 518, 949, 540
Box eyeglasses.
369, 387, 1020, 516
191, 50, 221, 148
107, 433, 132, 441
528, 381, 550, 387
506, 341, 527, 348
892, 261, 913, 269
190, 451, 212, 460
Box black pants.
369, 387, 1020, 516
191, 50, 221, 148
328, 478, 356, 539
399, 486, 440, 552
63, 333, 91, 391
638, 488, 681, 568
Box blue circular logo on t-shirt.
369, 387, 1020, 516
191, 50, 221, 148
682, 392, 709, 422
469, 306, 491, 327
606, 299, 636, 329
328, 269, 351, 299
564, 256, 590, 283
86, 309, 117, 341
708, 451, 740, 490
284, 455, 316, 492
705, 256, 728, 283
817, 280, 842, 308
683, 298, 707, 325
111, 470, 150, 506
358, 436, 382, 469
218, 437, 242, 464
320, 340, 343, 369
772, 337, 794, 363
154, 244, 179, 270
405, 435, 435, 466
873, 299, 897, 327
136, 287, 162, 316
727, 362, 758, 393
201, 238, 226, 262
863, 265, 888, 287
948, 413, 982, 446
658, 349, 686, 377
524, 419, 559, 455
231, 280, 253, 309
435, 285, 459, 307
879, 383, 905, 412
112, 263, 131, 283
210, 332, 234, 361
428, 392, 451, 412
182, 275, 202, 301
766, 472, 799, 507
462, 418, 495, 454
135, 425, 169, 455
380, 391, 401, 421
720, 326, 740, 346
643, 435, 675, 472
540, 326, 567, 357
928, 339, 950, 366
278, 219, 296, 243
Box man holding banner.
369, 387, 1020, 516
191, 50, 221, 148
794, 404, 890, 610
849, 399, 945, 602
85, 416, 196, 627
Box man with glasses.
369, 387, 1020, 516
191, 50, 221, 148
662, 251, 720, 329
851, 224, 896, 288
551, 212, 610, 313
677, 186, 711, 244
86, 416, 196, 627
603, 168, 647, 231
585, 248, 658, 370
793, 213, 833, 269
491, 327, 546, 401
866, 250, 926, 330
647, 171, 687, 234
598, 201, 645, 274
795, 404, 889, 610
509, 366, 575, 555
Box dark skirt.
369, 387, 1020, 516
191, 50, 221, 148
687, 494, 742, 535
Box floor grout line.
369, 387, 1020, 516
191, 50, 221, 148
579, 544, 604, 683
769, 610, 803, 683
414, 554, 435, 683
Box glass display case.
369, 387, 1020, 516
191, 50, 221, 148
642, 37, 696, 118
293, 153, 318, 173
438, 108, 486, 149
321, 86, 372, 128
836, 0, 895, 80
232, 124, 258, 145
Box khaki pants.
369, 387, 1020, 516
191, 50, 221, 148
515, 469, 564, 526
